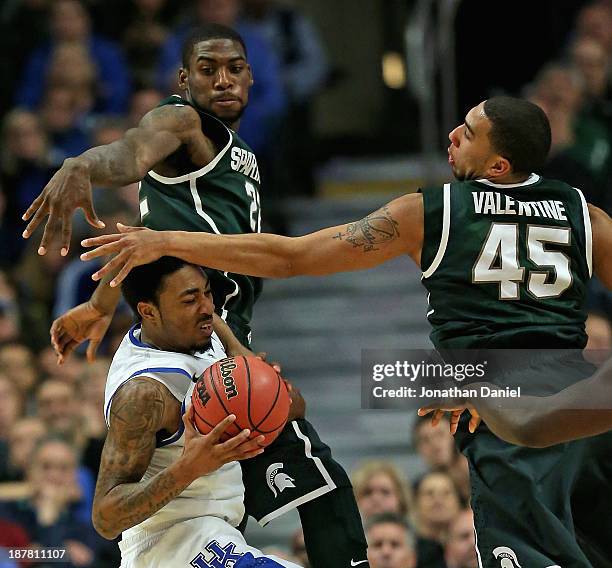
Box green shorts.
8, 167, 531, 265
240, 419, 353, 525
456, 352, 598, 568
462, 424, 591, 568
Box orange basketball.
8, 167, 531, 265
191, 356, 290, 447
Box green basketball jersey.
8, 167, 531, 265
139, 95, 262, 336
420, 174, 592, 349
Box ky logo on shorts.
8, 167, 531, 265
492, 546, 522, 568
266, 462, 296, 498
190, 541, 242, 568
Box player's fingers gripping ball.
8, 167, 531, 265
191, 356, 290, 447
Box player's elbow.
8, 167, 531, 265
271, 237, 305, 278
511, 429, 550, 448
277, 235, 326, 278
92, 506, 121, 540
511, 415, 554, 448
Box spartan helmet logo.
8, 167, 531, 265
492, 546, 522, 568
266, 462, 296, 498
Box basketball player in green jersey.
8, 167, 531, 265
23, 24, 369, 568
78, 97, 612, 567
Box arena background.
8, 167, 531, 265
0, 0, 610, 566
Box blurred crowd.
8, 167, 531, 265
0, 0, 610, 566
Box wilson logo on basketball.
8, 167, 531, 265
219, 358, 238, 400
196, 379, 211, 407
190, 356, 290, 447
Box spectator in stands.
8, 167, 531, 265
0, 438, 99, 566
0, 0, 50, 122
39, 86, 91, 161
413, 471, 462, 568
413, 415, 456, 471
121, 0, 176, 88
36, 380, 84, 446
127, 88, 163, 127
241, 0, 327, 105
0, 110, 59, 229
16, 0, 130, 114
444, 509, 478, 568
0, 189, 23, 269
241, 0, 328, 197
0, 374, 22, 488
90, 117, 127, 147
38, 347, 84, 385
78, 359, 110, 476
0, 417, 46, 483
15, 240, 68, 350
413, 415, 470, 503
575, 1, 612, 55
35, 382, 96, 523
569, 37, 611, 105
290, 529, 309, 568
0, 272, 20, 343
0, 343, 37, 395
156, 0, 285, 156
0, 518, 30, 568
0, 375, 23, 443
529, 63, 611, 211
366, 513, 417, 568
352, 461, 413, 522
46, 44, 98, 117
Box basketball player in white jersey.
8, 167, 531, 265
94, 256, 302, 568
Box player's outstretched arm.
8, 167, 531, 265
92, 378, 264, 540
420, 362, 612, 447
590, 204, 612, 290
22, 105, 203, 256
466, 359, 612, 447
81, 193, 424, 286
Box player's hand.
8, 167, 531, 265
418, 406, 482, 435
256, 352, 282, 374
285, 380, 306, 421
180, 406, 265, 478
81, 224, 165, 286
51, 301, 113, 364
22, 158, 105, 256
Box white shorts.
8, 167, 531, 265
119, 516, 302, 568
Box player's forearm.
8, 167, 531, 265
212, 314, 252, 356
90, 268, 122, 314
469, 397, 547, 446
168, 231, 300, 278
167, 225, 372, 279
69, 140, 146, 187
69, 124, 169, 187
472, 370, 612, 446
474, 398, 612, 447
93, 459, 195, 540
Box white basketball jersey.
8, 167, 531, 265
104, 324, 245, 540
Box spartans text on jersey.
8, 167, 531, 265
230, 147, 260, 183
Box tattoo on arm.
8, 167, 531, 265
81, 105, 196, 186
333, 205, 400, 252
92, 378, 188, 538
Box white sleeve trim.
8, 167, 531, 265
422, 183, 451, 278
146, 129, 233, 184
573, 187, 593, 277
